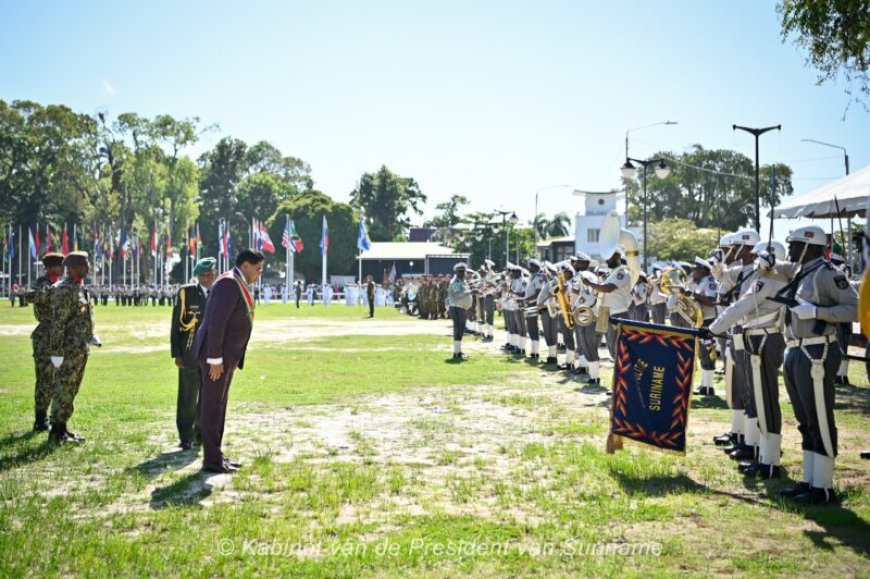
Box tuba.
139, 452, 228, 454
571, 271, 597, 326
599, 210, 641, 285
660, 266, 703, 327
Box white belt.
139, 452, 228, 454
744, 327, 781, 337
786, 333, 836, 349
743, 311, 781, 329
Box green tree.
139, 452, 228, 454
778, 0, 870, 111
271, 191, 356, 281
645, 218, 719, 263
350, 165, 427, 241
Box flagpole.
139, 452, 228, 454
27, 227, 32, 289
18, 225, 23, 290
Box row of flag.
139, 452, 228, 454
3, 216, 375, 261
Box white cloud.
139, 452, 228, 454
101, 80, 116, 96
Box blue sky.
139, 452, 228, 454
2, 0, 866, 240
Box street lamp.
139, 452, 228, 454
533, 184, 571, 245
621, 157, 671, 272
801, 138, 850, 175
494, 210, 518, 266
623, 121, 677, 223
733, 124, 781, 231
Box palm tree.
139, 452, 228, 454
545, 212, 572, 238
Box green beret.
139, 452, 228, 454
62, 251, 89, 268
42, 252, 64, 268
193, 257, 217, 275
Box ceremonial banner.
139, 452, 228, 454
607, 318, 699, 455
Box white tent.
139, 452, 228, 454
770, 165, 870, 219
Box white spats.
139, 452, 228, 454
744, 417, 760, 447
588, 360, 600, 380
766, 433, 782, 467
701, 369, 714, 389
813, 453, 835, 489
803, 450, 815, 484
530, 341, 539, 355
453, 341, 461, 355
548, 345, 557, 358
731, 410, 744, 435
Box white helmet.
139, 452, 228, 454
719, 233, 733, 246
786, 225, 826, 247
733, 228, 760, 246
607, 244, 626, 258
752, 240, 786, 261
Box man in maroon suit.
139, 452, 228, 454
194, 249, 265, 473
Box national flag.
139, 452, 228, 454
28, 227, 37, 259
33, 225, 41, 256
357, 218, 371, 252
2, 227, 9, 259
194, 224, 201, 259
151, 224, 158, 257
93, 227, 101, 258
320, 216, 329, 256
221, 222, 232, 258
108, 227, 114, 261
119, 223, 129, 259
61, 224, 69, 255
73, 224, 79, 252
45, 225, 53, 252
258, 219, 275, 253
252, 217, 261, 250
282, 218, 303, 253
218, 222, 224, 257
6, 226, 14, 259
389, 262, 397, 282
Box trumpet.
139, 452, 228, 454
660, 266, 704, 327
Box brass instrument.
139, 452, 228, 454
570, 272, 597, 327
555, 269, 574, 330
660, 266, 704, 327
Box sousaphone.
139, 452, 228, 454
599, 210, 641, 285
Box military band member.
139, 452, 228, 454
565, 254, 590, 374
536, 262, 560, 365
687, 257, 720, 396
27, 252, 64, 431
708, 241, 788, 478
479, 260, 497, 342
171, 257, 217, 449
447, 263, 474, 360
571, 258, 602, 383
758, 226, 858, 504
48, 251, 99, 443
629, 272, 649, 323
648, 265, 667, 324
585, 246, 633, 365
524, 259, 545, 359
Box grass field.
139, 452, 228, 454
0, 302, 868, 576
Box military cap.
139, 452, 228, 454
193, 257, 217, 275
453, 262, 468, 271
693, 256, 712, 270
572, 252, 591, 262
41, 252, 64, 268
62, 251, 89, 267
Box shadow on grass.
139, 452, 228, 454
131, 449, 200, 480
833, 383, 870, 414
690, 396, 729, 410
0, 431, 59, 473
149, 471, 214, 510
609, 464, 767, 505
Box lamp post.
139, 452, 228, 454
494, 210, 518, 266
620, 157, 671, 272
624, 121, 678, 224
801, 138, 849, 175
733, 124, 781, 231
533, 184, 571, 245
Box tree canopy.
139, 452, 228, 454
350, 166, 427, 241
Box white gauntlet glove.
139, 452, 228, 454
790, 300, 817, 320
90, 335, 102, 347
50, 357, 64, 368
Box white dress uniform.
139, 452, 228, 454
599, 264, 632, 360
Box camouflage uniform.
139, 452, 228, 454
49, 277, 94, 427
437, 279, 448, 318
28, 275, 56, 417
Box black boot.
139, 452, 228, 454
713, 432, 736, 446
33, 410, 50, 432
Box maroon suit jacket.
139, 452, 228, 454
193, 269, 253, 371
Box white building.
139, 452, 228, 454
573, 190, 628, 260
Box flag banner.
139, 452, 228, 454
357, 218, 371, 252
151, 224, 158, 257
258, 218, 275, 253
62, 224, 70, 256
34, 225, 41, 256
320, 216, 329, 256
607, 318, 699, 455
389, 261, 397, 282
28, 227, 36, 259
288, 219, 303, 253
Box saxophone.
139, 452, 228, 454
555, 269, 574, 330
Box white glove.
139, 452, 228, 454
51, 356, 64, 368
666, 294, 678, 309
710, 261, 725, 278
790, 301, 817, 320
754, 253, 776, 273
90, 335, 102, 347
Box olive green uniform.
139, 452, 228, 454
170, 284, 208, 445
28, 275, 56, 415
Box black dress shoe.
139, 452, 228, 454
222, 457, 242, 470
728, 445, 756, 461
695, 387, 715, 396
586, 378, 601, 386
780, 482, 811, 498
33, 420, 50, 432
571, 366, 588, 376
545, 357, 558, 365
179, 441, 194, 450
792, 487, 838, 505
713, 432, 736, 447
530, 353, 540, 359
754, 464, 782, 479
861, 450, 870, 460
453, 353, 468, 360
203, 464, 236, 474
737, 461, 758, 474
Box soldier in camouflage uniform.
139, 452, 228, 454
437, 276, 448, 319
48, 252, 99, 443
26, 252, 64, 431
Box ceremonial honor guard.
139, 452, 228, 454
567, 255, 593, 375
479, 260, 497, 342
27, 252, 64, 431
170, 257, 216, 449
48, 251, 100, 443
711, 229, 760, 460
761, 226, 858, 504
447, 263, 474, 360
708, 241, 788, 478
524, 259, 545, 359
366, 275, 375, 318
572, 266, 601, 383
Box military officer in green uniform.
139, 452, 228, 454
26, 252, 64, 431
170, 257, 217, 449
48, 251, 99, 443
